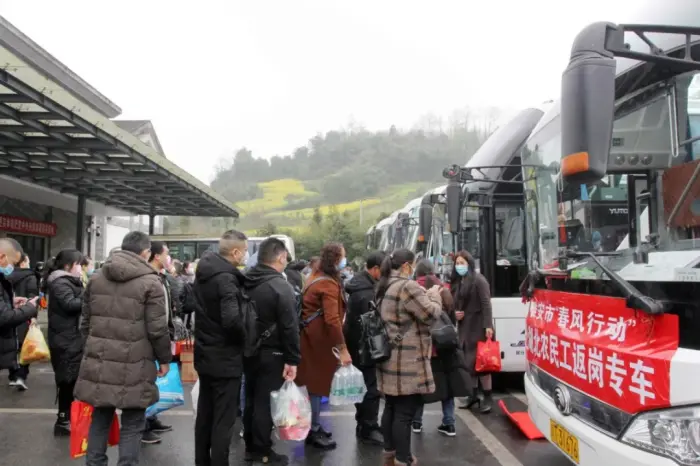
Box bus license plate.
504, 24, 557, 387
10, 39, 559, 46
550, 419, 580, 464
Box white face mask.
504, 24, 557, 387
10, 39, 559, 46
242, 250, 250, 265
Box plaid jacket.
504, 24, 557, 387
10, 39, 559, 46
377, 272, 443, 396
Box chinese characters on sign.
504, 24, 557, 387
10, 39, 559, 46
0, 215, 57, 237
527, 290, 679, 413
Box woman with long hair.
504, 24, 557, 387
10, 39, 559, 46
450, 250, 494, 414
43, 249, 85, 435
410, 259, 470, 438
296, 242, 351, 451
377, 249, 443, 466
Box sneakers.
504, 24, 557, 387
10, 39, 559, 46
245, 450, 289, 465
305, 430, 337, 450
411, 422, 422, 433
53, 413, 71, 437
14, 378, 28, 391
148, 418, 173, 433
438, 424, 456, 437
141, 430, 162, 444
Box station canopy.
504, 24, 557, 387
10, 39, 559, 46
0, 41, 238, 218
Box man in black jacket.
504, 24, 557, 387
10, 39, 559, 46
0, 240, 38, 383
194, 229, 248, 466
344, 250, 385, 445
7, 253, 39, 390
243, 238, 300, 466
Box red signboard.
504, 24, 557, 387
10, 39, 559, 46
526, 289, 679, 414
0, 215, 57, 237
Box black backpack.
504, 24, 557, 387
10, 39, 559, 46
359, 279, 411, 364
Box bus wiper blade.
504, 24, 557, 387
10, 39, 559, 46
564, 250, 665, 315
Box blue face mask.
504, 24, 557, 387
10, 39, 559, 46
0, 264, 14, 277
337, 257, 347, 271
455, 265, 469, 276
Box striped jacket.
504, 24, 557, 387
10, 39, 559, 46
377, 272, 443, 396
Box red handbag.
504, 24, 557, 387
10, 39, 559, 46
475, 337, 502, 373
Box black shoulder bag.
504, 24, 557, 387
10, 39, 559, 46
361, 279, 410, 364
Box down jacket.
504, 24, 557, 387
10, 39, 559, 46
0, 275, 37, 370
46, 270, 84, 384
74, 250, 172, 409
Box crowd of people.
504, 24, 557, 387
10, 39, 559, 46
0, 228, 495, 466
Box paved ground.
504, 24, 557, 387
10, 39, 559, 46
0, 365, 573, 465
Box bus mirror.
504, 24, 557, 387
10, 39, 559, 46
446, 181, 462, 234
418, 204, 432, 243
561, 22, 618, 185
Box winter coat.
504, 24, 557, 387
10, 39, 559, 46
297, 271, 346, 396
7, 268, 39, 346
452, 272, 494, 376
47, 270, 84, 385
193, 252, 247, 378
343, 270, 377, 366
285, 267, 304, 292
416, 275, 471, 403
244, 264, 301, 365
0, 274, 37, 370
74, 250, 172, 409
377, 272, 442, 397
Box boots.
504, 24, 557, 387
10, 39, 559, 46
459, 388, 481, 410
393, 456, 417, 465
54, 412, 70, 436
383, 450, 396, 466
480, 390, 493, 414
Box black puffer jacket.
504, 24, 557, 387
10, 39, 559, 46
343, 270, 377, 366
0, 275, 38, 370
7, 268, 40, 346
245, 264, 301, 365
46, 271, 84, 384
193, 252, 246, 378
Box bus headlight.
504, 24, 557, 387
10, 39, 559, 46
621, 406, 700, 465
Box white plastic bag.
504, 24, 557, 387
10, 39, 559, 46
191, 379, 200, 418
329, 348, 367, 406
270, 381, 312, 441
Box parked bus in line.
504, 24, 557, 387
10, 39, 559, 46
150, 234, 296, 262
523, 9, 700, 465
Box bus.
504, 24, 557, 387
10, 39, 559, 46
150, 234, 296, 262
441, 105, 550, 372
523, 10, 700, 466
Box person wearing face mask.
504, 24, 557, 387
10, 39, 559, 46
297, 242, 352, 451
450, 250, 494, 414
42, 248, 85, 436
80, 256, 95, 288
193, 229, 249, 466
242, 238, 300, 465
0, 240, 39, 393
343, 250, 386, 446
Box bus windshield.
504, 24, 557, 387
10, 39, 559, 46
523, 73, 700, 275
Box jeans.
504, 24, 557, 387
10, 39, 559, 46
382, 395, 422, 464
86, 407, 146, 466
309, 394, 323, 431
355, 365, 380, 429
195, 375, 241, 466
413, 398, 455, 426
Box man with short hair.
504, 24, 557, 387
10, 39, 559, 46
193, 229, 249, 466
243, 238, 300, 465
344, 250, 386, 445
0, 239, 39, 382
74, 231, 172, 465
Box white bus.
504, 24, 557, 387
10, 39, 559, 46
150, 234, 296, 262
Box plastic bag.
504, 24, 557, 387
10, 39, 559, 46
69, 401, 119, 458
191, 378, 200, 418
475, 337, 502, 373
329, 350, 367, 406
19, 321, 50, 365
145, 363, 185, 418
270, 381, 312, 441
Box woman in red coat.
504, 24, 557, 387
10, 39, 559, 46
297, 242, 352, 450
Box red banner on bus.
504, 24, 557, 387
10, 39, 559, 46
526, 289, 679, 413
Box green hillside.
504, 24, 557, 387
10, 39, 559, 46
164, 123, 491, 246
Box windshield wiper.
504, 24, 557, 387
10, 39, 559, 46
563, 250, 665, 315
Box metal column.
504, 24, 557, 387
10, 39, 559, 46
76, 195, 86, 251
148, 206, 155, 235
